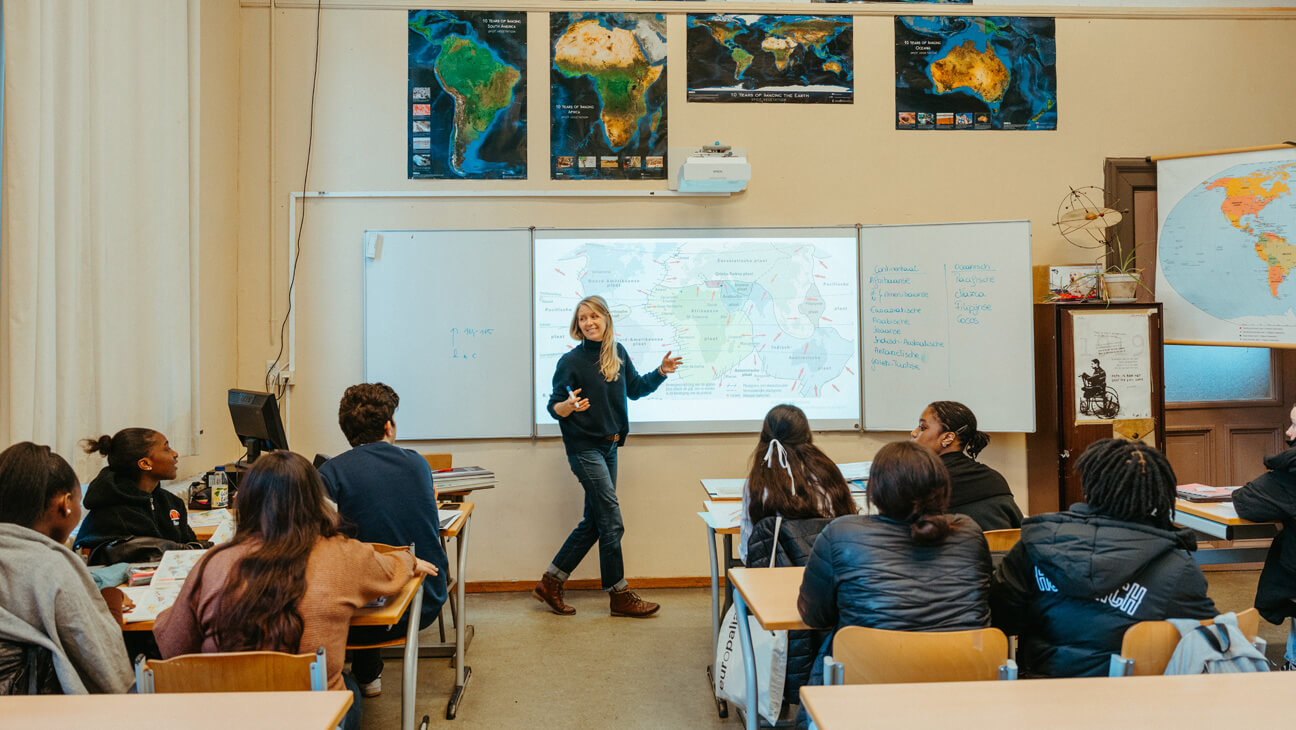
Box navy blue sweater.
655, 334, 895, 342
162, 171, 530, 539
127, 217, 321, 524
318, 441, 449, 623
546, 339, 666, 454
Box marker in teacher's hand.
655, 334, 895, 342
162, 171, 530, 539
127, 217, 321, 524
567, 387, 575, 398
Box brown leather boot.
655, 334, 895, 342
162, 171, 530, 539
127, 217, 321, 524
531, 573, 575, 615
609, 587, 659, 618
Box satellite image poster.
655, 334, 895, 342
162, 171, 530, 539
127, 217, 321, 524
894, 16, 1057, 131
550, 12, 667, 181
685, 14, 853, 104
408, 10, 527, 180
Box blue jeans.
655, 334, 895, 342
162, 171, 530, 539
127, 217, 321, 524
341, 670, 363, 730
549, 443, 627, 591
1287, 619, 1296, 664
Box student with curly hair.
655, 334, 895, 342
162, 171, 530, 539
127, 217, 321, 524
990, 438, 1216, 677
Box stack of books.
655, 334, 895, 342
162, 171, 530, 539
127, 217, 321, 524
433, 465, 496, 492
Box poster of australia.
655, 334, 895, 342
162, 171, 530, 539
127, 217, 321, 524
686, 15, 852, 104
551, 13, 667, 181
408, 10, 526, 180
894, 16, 1056, 131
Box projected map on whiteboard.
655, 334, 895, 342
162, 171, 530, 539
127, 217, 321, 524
534, 229, 861, 433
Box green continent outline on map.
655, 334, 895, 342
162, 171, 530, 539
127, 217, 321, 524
695, 18, 848, 82
553, 19, 663, 150
1205, 163, 1296, 297
433, 35, 521, 175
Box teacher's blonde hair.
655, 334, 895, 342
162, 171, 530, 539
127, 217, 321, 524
569, 295, 622, 382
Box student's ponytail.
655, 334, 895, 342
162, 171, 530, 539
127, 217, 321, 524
929, 401, 991, 459
81, 428, 159, 478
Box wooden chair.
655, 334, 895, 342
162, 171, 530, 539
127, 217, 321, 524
423, 453, 452, 471
1109, 608, 1263, 676
134, 647, 327, 693
983, 528, 1021, 552
824, 626, 1017, 685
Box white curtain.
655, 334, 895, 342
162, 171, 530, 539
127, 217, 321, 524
1, 0, 198, 471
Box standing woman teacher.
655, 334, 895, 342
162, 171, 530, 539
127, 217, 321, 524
533, 295, 681, 618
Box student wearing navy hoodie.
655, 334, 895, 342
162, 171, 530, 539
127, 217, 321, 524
532, 295, 681, 619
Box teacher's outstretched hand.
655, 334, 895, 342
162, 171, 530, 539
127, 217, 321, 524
659, 350, 683, 375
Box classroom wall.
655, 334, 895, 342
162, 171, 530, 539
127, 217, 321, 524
234, 1, 1296, 584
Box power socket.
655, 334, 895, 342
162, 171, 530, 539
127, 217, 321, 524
265, 361, 295, 388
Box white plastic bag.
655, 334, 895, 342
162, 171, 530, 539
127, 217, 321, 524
714, 603, 788, 724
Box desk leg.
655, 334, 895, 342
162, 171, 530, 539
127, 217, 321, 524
446, 513, 473, 720
734, 591, 758, 730
723, 533, 735, 618
403, 586, 423, 730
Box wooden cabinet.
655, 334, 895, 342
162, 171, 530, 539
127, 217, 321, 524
1026, 302, 1166, 513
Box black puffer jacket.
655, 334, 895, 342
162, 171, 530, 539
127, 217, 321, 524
990, 504, 1217, 677
1233, 446, 1296, 624
746, 516, 832, 708
798, 514, 991, 686
74, 467, 197, 557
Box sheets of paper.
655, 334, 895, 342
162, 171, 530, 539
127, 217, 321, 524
119, 585, 181, 624
208, 519, 236, 545
700, 478, 745, 500
152, 549, 208, 588
186, 508, 233, 529
438, 509, 464, 531
837, 461, 871, 482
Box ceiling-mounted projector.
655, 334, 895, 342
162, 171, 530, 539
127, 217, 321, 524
668, 143, 750, 193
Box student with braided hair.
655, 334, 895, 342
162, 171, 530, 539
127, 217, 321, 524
798, 441, 991, 688
911, 401, 1022, 530
989, 438, 1216, 677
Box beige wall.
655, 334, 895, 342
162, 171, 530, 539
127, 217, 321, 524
233, 3, 1296, 583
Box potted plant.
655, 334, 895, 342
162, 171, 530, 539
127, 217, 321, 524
1053, 186, 1149, 304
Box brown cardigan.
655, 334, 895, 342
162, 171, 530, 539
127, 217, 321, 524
154, 535, 416, 690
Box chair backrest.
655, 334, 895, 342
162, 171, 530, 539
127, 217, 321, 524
1113, 608, 1261, 676
135, 647, 326, 693
832, 626, 1012, 684
983, 528, 1021, 552
423, 453, 452, 471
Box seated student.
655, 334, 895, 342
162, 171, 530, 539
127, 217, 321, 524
317, 382, 449, 698
154, 451, 435, 730
741, 404, 857, 709
74, 428, 203, 563
798, 441, 992, 688
1232, 402, 1296, 670
0, 442, 134, 694
741, 403, 858, 563
911, 401, 1022, 531
990, 438, 1217, 677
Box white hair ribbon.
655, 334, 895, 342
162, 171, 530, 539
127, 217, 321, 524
764, 438, 797, 496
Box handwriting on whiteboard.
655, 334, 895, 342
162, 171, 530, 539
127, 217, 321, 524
450, 327, 495, 360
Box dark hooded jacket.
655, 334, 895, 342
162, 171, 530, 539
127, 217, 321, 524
73, 467, 197, 555
745, 516, 832, 708
942, 452, 1023, 532
1232, 445, 1296, 624
989, 503, 1217, 677
798, 514, 992, 686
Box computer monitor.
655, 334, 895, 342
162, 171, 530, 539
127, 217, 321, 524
228, 389, 289, 464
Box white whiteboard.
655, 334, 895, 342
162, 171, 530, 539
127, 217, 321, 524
860, 220, 1035, 432
532, 228, 862, 435
363, 229, 532, 439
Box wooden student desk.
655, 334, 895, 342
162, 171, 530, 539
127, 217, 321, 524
727, 566, 810, 730
0, 691, 353, 730
1173, 498, 1278, 565
800, 672, 1296, 730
